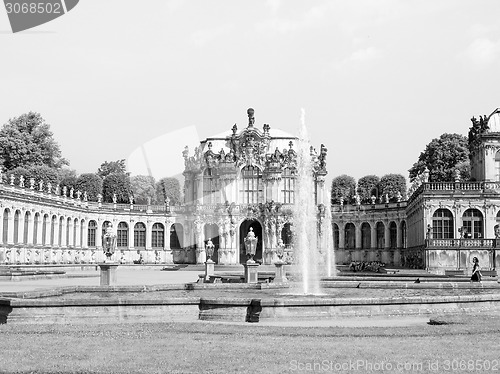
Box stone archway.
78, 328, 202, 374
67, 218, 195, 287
239, 219, 263, 264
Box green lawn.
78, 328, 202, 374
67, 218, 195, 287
1, 313, 500, 373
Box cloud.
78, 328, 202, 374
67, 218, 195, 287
331, 46, 382, 70
265, 0, 282, 13
464, 38, 500, 67
191, 24, 233, 47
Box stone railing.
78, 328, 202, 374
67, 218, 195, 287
0, 183, 180, 214
409, 181, 500, 204
425, 238, 496, 249
331, 201, 407, 213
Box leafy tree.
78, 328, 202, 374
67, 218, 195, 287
156, 177, 181, 205
75, 173, 103, 201
27, 165, 60, 186
357, 175, 380, 203
130, 175, 156, 204
0, 112, 68, 171
102, 173, 132, 203
97, 160, 128, 178
330, 175, 356, 204
58, 168, 78, 194
379, 174, 407, 202
409, 133, 470, 182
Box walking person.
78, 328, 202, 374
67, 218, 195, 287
470, 257, 482, 283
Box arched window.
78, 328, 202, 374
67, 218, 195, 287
462, 209, 483, 239
117, 222, 128, 248
66, 218, 71, 247
23, 212, 30, 244
42, 214, 48, 245
13, 210, 20, 244
240, 166, 263, 204
134, 222, 146, 248
58, 216, 64, 247
432, 209, 454, 239
361, 222, 371, 249
50, 215, 56, 246
333, 223, 339, 249
495, 151, 500, 181
281, 168, 295, 204
376, 222, 385, 248
33, 213, 40, 245
152, 223, 164, 248
2, 209, 9, 244
203, 168, 220, 204
170, 223, 183, 249
389, 222, 397, 248
281, 223, 292, 248
73, 218, 78, 247
88, 220, 97, 247
344, 223, 355, 249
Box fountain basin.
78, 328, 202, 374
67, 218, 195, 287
1, 282, 499, 324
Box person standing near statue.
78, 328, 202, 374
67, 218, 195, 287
470, 257, 482, 283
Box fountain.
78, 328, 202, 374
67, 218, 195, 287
292, 108, 325, 294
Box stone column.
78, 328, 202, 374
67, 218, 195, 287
36, 216, 43, 246
338, 224, 345, 250
81, 220, 89, 249
128, 220, 135, 251
68, 219, 74, 248
396, 221, 402, 248
17, 212, 25, 245
164, 220, 173, 264
7, 213, 15, 245
384, 222, 390, 249
370, 225, 377, 249
27, 213, 34, 246
60, 218, 67, 248
355, 223, 362, 249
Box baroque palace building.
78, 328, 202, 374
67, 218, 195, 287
332, 107, 500, 273
2, 107, 500, 273
0, 108, 328, 266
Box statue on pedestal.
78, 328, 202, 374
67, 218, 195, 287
205, 238, 215, 263
102, 225, 117, 263
244, 227, 258, 263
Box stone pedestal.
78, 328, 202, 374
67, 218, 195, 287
205, 260, 215, 282
273, 262, 288, 283
99, 263, 119, 286
244, 262, 259, 283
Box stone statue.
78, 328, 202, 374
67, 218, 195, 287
38, 180, 43, 192
112, 193, 117, 204
102, 225, 117, 262
97, 193, 103, 203
396, 191, 402, 202
495, 224, 500, 239
423, 167, 430, 183
62, 186, 67, 197
10, 174, 15, 186
276, 239, 285, 261
371, 195, 376, 204
47, 182, 52, 194
355, 194, 361, 206
454, 169, 461, 183
30, 178, 35, 189
129, 195, 134, 205
83, 191, 88, 202
205, 238, 215, 262
55, 184, 60, 195
244, 227, 258, 263
69, 188, 74, 198
76, 190, 82, 200
19, 175, 25, 188
385, 194, 389, 203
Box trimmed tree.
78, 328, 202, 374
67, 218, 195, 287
27, 165, 60, 187
379, 174, 407, 202
330, 175, 356, 204
357, 175, 380, 203
58, 168, 78, 194
409, 133, 470, 182
102, 172, 132, 203
75, 173, 103, 201
155, 177, 181, 205
130, 175, 156, 204
0, 112, 68, 171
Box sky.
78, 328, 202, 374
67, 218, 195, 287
1, 0, 500, 185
